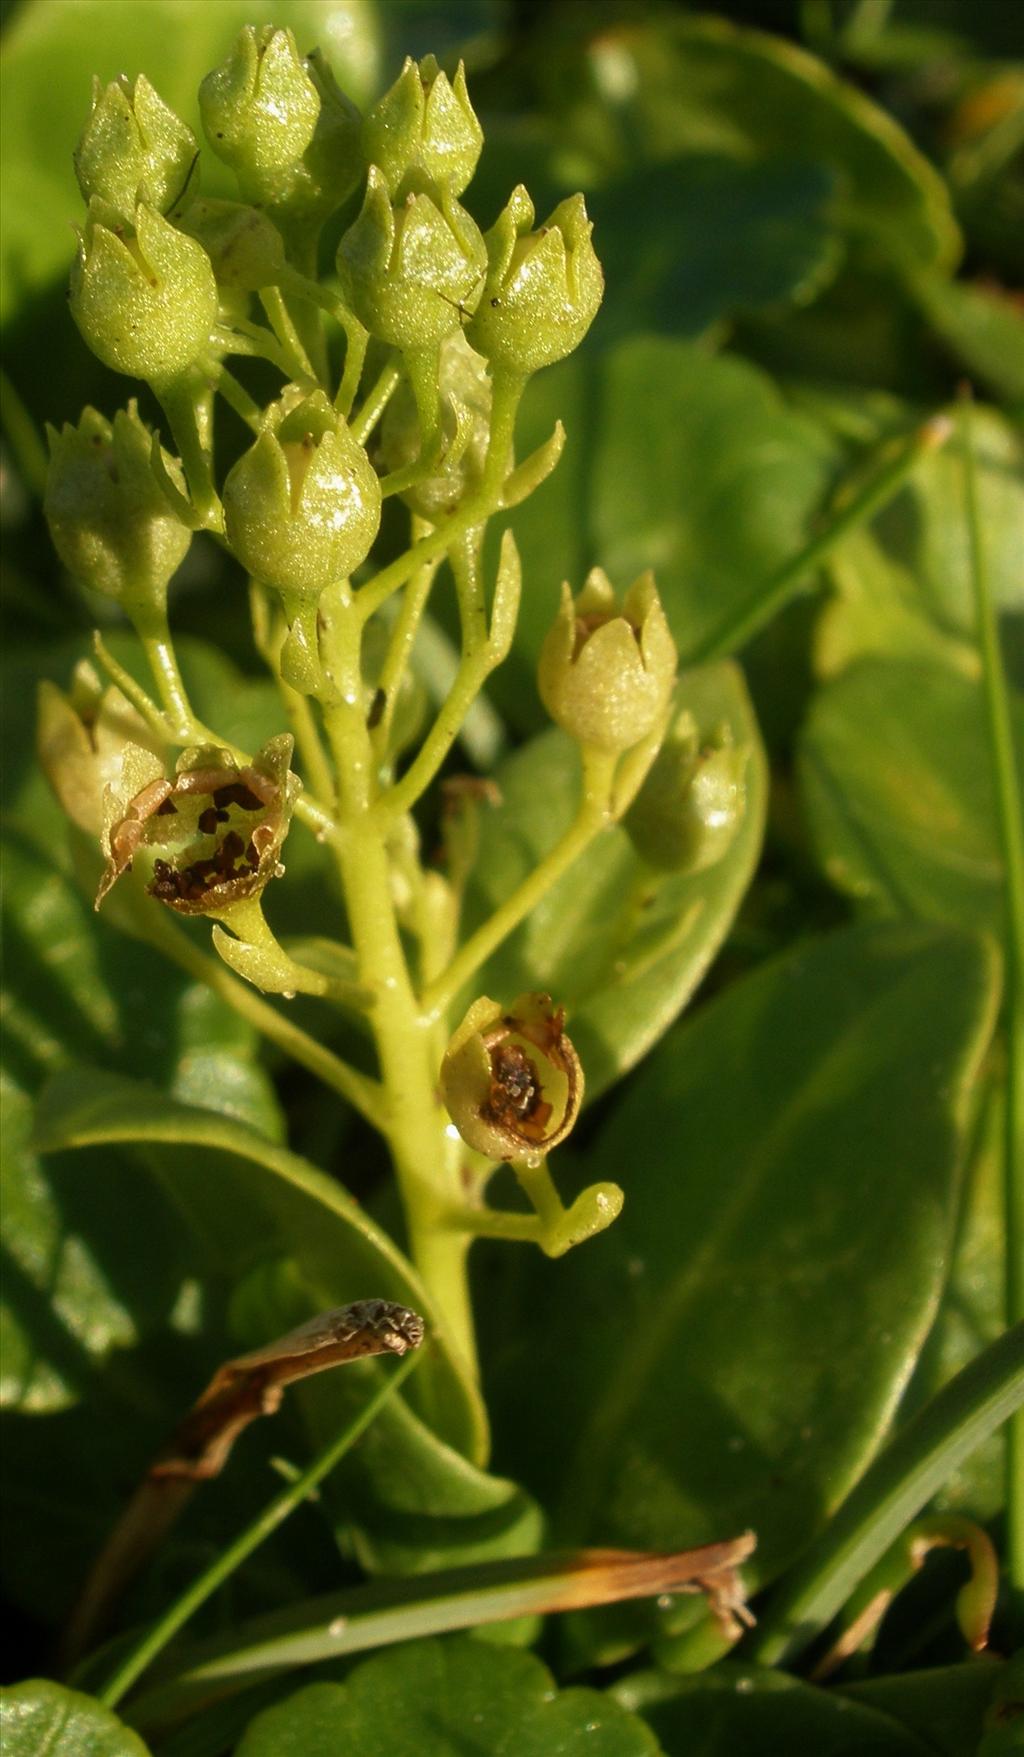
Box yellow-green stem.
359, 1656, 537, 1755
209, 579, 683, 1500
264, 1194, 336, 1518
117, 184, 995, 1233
320, 588, 478, 1384
420, 745, 618, 1022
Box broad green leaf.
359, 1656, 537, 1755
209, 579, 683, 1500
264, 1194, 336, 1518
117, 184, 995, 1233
611, 1664, 930, 1757
533, 15, 960, 272
32, 1068, 487, 1462
747, 1322, 1024, 1666
840, 1659, 1007, 1757
805, 398, 1024, 677
896, 1076, 1005, 1519
0, 1680, 152, 1757
492, 340, 836, 733
593, 157, 841, 343
0, 0, 382, 325
799, 656, 1024, 935
235, 1638, 661, 1757
478, 924, 997, 1607
463, 662, 767, 1096
913, 275, 1024, 404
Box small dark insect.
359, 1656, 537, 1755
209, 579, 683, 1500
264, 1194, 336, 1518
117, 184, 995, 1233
367, 685, 386, 730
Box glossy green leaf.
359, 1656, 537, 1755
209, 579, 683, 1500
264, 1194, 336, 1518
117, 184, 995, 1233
492, 340, 836, 734
234, 1638, 661, 1757
479, 923, 997, 1601
31, 1068, 487, 1462
534, 15, 960, 272
611, 1664, 929, 1757
807, 399, 1024, 677
913, 275, 1024, 404
840, 1659, 1006, 1757
0, 1679, 152, 1756
747, 1322, 1024, 1666
594, 157, 841, 343
462, 662, 766, 1096
799, 656, 1024, 935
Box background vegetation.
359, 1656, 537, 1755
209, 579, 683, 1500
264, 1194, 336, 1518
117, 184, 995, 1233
1, 1, 1022, 1751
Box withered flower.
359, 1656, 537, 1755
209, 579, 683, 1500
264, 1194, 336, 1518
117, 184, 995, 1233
440, 992, 583, 1161
96, 733, 298, 914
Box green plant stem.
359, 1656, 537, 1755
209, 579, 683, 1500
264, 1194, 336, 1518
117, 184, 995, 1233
351, 361, 401, 446
320, 592, 477, 1381
962, 399, 1024, 1624
154, 373, 223, 530
97, 1350, 420, 1711
370, 526, 440, 764
688, 413, 954, 665
354, 369, 524, 628
259, 285, 316, 382
377, 625, 496, 823
747, 1322, 1024, 1667
250, 588, 337, 809
205, 361, 263, 431
141, 902, 384, 1131
420, 745, 617, 1022
133, 606, 192, 738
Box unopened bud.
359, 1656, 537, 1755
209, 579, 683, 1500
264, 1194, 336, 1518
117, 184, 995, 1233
222, 388, 381, 602
467, 187, 603, 376
336, 167, 486, 352
363, 55, 482, 200
625, 713, 748, 872
44, 402, 191, 618
69, 198, 217, 383
74, 73, 198, 217
538, 567, 676, 753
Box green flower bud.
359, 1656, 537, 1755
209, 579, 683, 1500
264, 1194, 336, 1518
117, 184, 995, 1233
440, 992, 583, 1162
97, 734, 298, 915
200, 28, 361, 222
201, 26, 317, 179
625, 712, 748, 872
69, 197, 218, 384
538, 567, 677, 753
222, 388, 381, 602
177, 197, 285, 291
467, 187, 603, 376
378, 329, 491, 519
74, 73, 198, 218
363, 55, 482, 200
44, 402, 191, 618
336, 167, 486, 351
